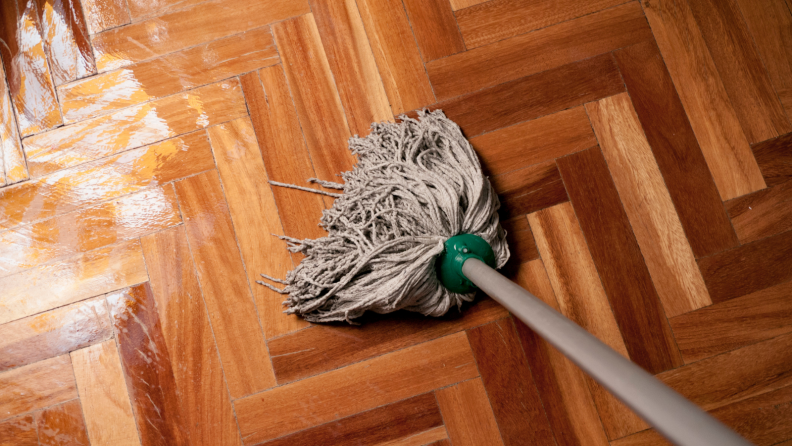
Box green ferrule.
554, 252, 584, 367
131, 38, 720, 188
436, 233, 496, 293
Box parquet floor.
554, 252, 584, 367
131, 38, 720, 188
0, 0, 791, 444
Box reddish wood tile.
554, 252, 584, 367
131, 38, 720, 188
752, 132, 792, 187
467, 319, 555, 446
175, 170, 276, 398
269, 298, 507, 383
556, 147, 683, 373
356, 0, 436, 114
402, 0, 465, 61
0, 297, 111, 372
614, 40, 739, 258
0, 355, 77, 420
259, 393, 443, 446
435, 378, 504, 446
427, 2, 651, 100
81, 0, 130, 34
36, 0, 96, 85
726, 179, 792, 243
24, 79, 246, 177
450, 0, 487, 11
698, 228, 792, 303
59, 27, 278, 123
235, 332, 478, 444
36, 399, 90, 446
380, 427, 448, 446
0, 239, 147, 325
0, 415, 37, 445
0, 62, 28, 184
499, 216, 538, 266
491, 160, 568, 220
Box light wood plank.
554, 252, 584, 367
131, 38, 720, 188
0, 61, 28, 184
725, 179, 792, 244
0, 355, 77, 420
80, 0, 130, 34
450, 0, 487, 10
35, 400, 91, 446
125, 0, 205, 20
435, 378, 504, 446
377, 426, 448, 446
36, 0, 96, 85
402, 0, 465, 61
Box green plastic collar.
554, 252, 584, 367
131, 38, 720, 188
437, 234, 496, 293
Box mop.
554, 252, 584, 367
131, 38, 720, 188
258, 111, 750, 446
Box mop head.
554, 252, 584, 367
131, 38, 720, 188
259, 110, 509, 323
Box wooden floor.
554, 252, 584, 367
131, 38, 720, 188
1, 0, 791, 444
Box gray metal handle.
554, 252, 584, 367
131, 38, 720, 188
462, 258, 752, 446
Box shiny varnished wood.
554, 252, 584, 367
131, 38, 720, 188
0, 415, 37, 445
36, 399, 90, 446
435, 378, 505, 446
80, 0, 130, 34
0, 355, 77, 420
0, 61, 28, 184
35, 0, 96, 85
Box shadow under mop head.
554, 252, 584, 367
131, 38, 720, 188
259, 110, 509, 323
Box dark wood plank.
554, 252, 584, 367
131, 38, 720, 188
35, 0, 96, 85
698, 228, 792, 303
259, 393, 443, 446
402, 0, 465, 61
491, 161, 569, 220
435, 378, 505, 446
467, 319, 555, 446
499, 216, 539, 266
36, 400, 90, 446
726, 179, 792, 243
556, 147, 683, 373
0, 415, 36, 445
107, 283, 189, 446
614, 40, 739, 258
752, 132, 792, 187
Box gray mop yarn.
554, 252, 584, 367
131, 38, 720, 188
258, 110, 509, 323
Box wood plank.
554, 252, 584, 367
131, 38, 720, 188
310, 0, 393, 136
141, 226, 240, 446
0, 185, 180, 277
91, 0, 309, 71
698, 228, 792, 303
614, 40, 739, 258
0, 131, 213, 230
0, 239, 147, 325
511, 260, 609, 446
174, 170, 276, 398
687, 0, 791, 143
0, 355, 77, 420
427, 2, 651, 100
642, 0, 766, 200
735, 0, 792, 118
402, 0, 465, 61
24, 79, 246, 177
259, 393, 443, 446
435, 378, 504, 446
0, 415, 37, 445
378, 427, 448, 446
269, 298, 507, 383
670, 280, 792, 363
125, 0, 205, 21
272, 14, 356, 182
71, 340, 141, 446
470, 107, 596, 177
490, 160, 568, 220
527, 201, 648, 439
752, 132, 792, 187
59, 27, 278, 123
0, 0, 63, 136
356, 0, 436, 114
499, 216, 539, 266
450, 0, 487, 11
456, 0, 629, 48
586, 93, 710, 317
0, 297, 111, 372
235, 332, 478, 444
421, 53, 624, 138
0, 59, 28, 184
107, 283, 189, 446
36, 400, 90, 446
36, 0, 96, 85
726, 179, 792, 243
240, 67, 327, 243
556, 148, 683, 373
80, 0, 130, 34
467, 319, 555, 446
208, 118, 308, 339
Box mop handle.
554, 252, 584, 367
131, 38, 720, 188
462, 258, 752, 446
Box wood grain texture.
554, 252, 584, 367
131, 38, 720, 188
556, 148, 683, 373
687, 0, 791, 143
0, 42, 29, 185
272, 14, 356, 182
402, 0, 465, 61
310, 0, 393, 136
380, 427, 448, 446
614, 40, 739, 258
586, 93, 711, 316
499, 216, 539, 266
208, 118, 308, 339
356, 0, 436, 113
141, 226, 241, 446
80, 0, 130, 34
0, 239, 147, 325
491, 160, 569, 220
36, 0, 96, 85
642, 0, 766, 200
175, 170, 276, 398
698, 228, 792, 303
752, 132, 792, 187
107, 284, 189, 446
427, 2, 651, 100
670, 280, 792, 363
467, 319, 555, 446
269, 298, 507, 383
0, 297, 111, 372
0, 355, 77, 420
0, 415, 37, 445
36, 399, 90, 446
435, 378, 504, 446
71, 340, 141, 446
235, 332, 478, 444
450, 0, 487, 11
259, 393, 444, 446
125, 0, 205, 20
726, 179, 792, 243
